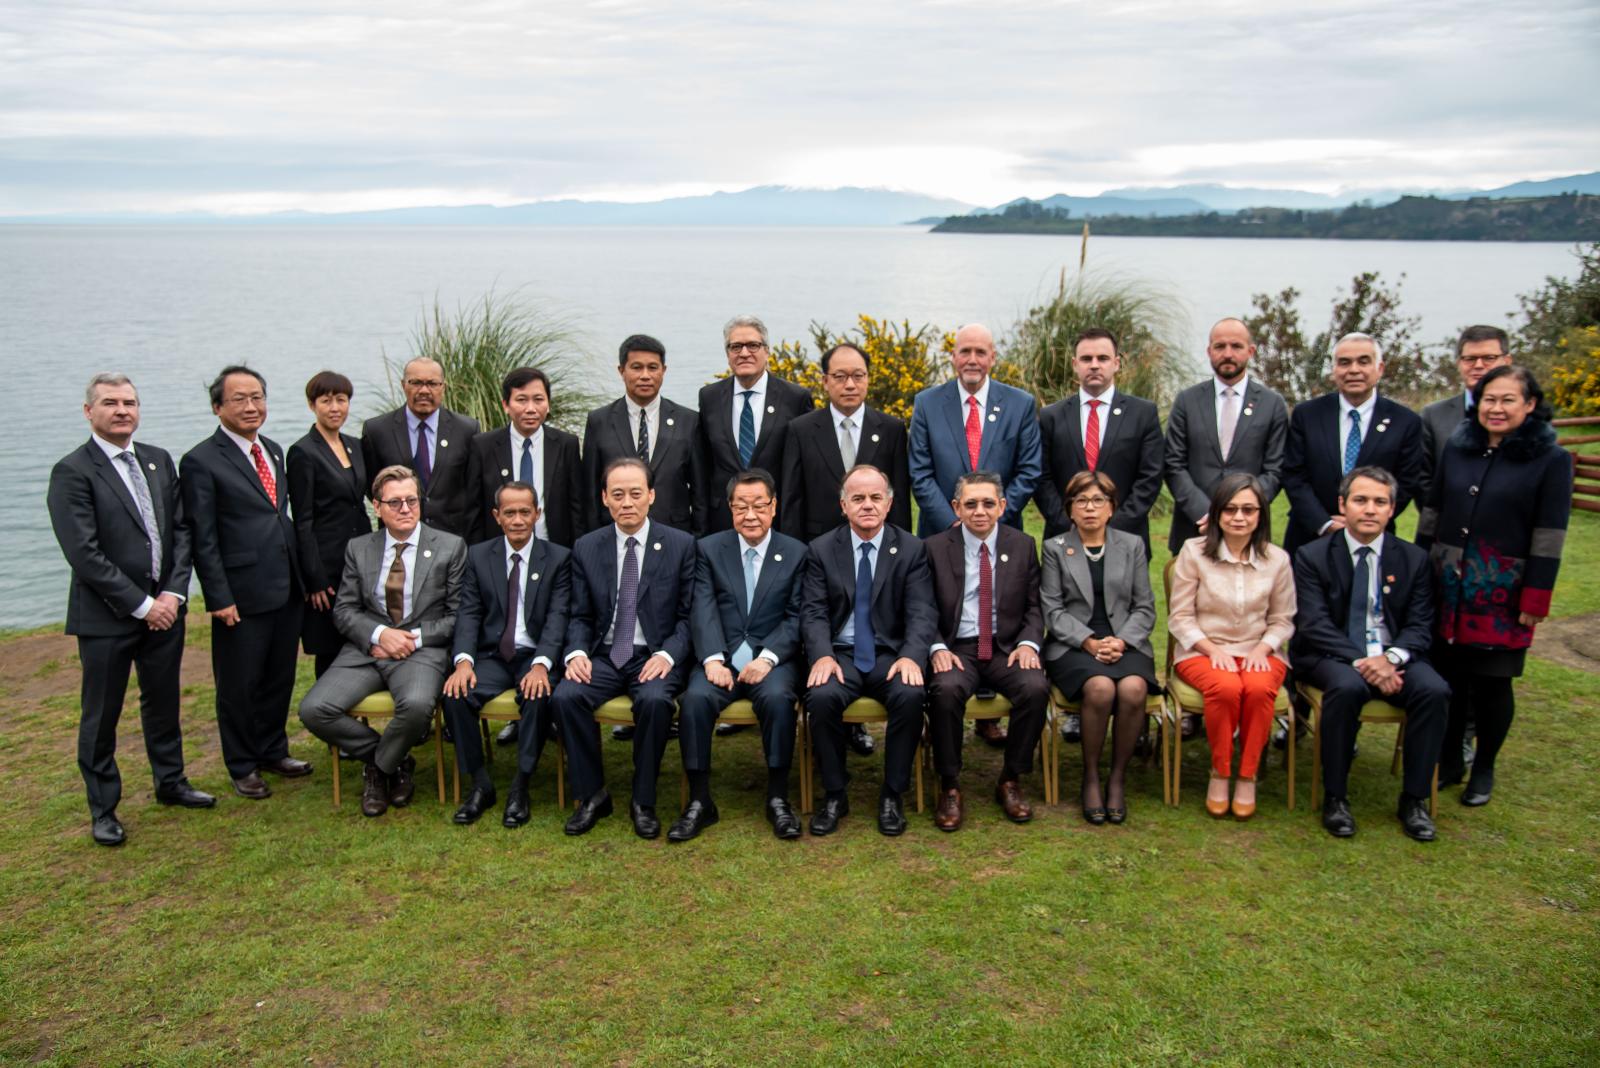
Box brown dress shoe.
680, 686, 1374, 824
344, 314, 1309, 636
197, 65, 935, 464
261, 756, 313, 778
974, 719, 1008, 748
232, 772, 271, 800
933, 787, 964, 832
389, 755, 416, 807
994, 779, 1032, 823
360, 763, 390, 817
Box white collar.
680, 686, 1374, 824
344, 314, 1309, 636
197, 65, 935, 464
1079, 385, 1116, 409
616, 519, 651, 548
93, 433, 137, 461
850, 527, 885, 555
1214, 374, 1249, 399
508, 423, 543, 449
733, 371, 769, 396
405, 408, 439, 433
960, 526, 998, 556
958, 377, 990, 411
1217, 539, 1259, 567
505, 536, 537, 564
1343, 529, 1382, 559
1338, 391, 1378, 422
626, 395, 661, 418
830, 403, 865, 427
382, 526, 419, 553
738, 531, 772, 558
218, 424, 260, 451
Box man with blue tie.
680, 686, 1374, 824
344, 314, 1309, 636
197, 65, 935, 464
360, 357, 480, 540
677, 469, 810, 841
553, 458, 697, 838
800, 465, 939, 837
466, 366, 583, 549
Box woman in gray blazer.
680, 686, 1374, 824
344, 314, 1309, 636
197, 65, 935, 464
1041, 471, 1158, 825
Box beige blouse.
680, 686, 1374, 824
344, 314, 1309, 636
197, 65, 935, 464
1168, 536, 1296, 664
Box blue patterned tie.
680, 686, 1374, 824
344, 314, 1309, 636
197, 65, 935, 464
610, 536, 640, 669
853, 542, 875, 673
732, 546, 758, 670
1343, 409, 1362, 474
738, 390, 756, 467
519, 436, 534, 485
1348, 546, 1372, 652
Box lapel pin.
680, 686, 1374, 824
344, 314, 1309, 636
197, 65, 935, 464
1382, 585, 1391, 595
1001, 553, 1010, 563
653, 542, 662, 551
531, 572, 540, 581
147, 462, 157, 471
871, 433, 880, 442
1242, 407, 1254, 417
767, 405, 775, 414
1065, 547, 1075, 556
888, 545, 898, 555
773, 553, 783, 562
988, 413, 997, 422
666, 417, 674, 426
440, 439, 448, 448
1112, 408, 1122, 416
500, 468, 509, 477
1377, 424, 1388, 433
423, 549, 433, 559
1386, 574, 1396, 583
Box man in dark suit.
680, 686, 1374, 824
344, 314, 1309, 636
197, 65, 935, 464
908, 322, 1042, 535
48, 373, 215, 846
182, 366, 311, 800
466, 366, 583, 548
1421, 325, 1511, 499
582, 334, 699, 534
924, 472, 1049, 830
299, 466, 467, 817
1283, 332, 1425, 556
1034, 328, 1164, 554
696, 315, 815, 534
676, 469, 809, 841
360, 356, 481, 539
1290, 466, 1449, 842
801, 464, 938, 837
553, 458, 697, 838
441, 481, 571, 827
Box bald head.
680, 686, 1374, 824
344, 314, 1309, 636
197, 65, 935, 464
952, 323, 996, 392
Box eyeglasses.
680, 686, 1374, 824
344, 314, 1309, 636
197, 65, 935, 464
379, 496, 421, 511
731, 501, 773, 515
1221, 504, 1260, 517
726, 342, 767, 354
827, 372, 868, 384
1457, 354, 1505, 366
224, 392, 265, 405
404, 378, 444, 389
1071, 496, 1112, 508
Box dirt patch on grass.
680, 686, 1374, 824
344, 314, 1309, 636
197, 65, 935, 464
1532, 613, 1600, 676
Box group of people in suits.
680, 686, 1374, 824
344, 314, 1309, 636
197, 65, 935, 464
48, 313, 1571, 847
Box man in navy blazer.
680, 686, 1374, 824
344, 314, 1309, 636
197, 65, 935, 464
1282, 333, 1424, 557
908, 323, 1041, 535
442, 481, 571, 827
1290, 467, 1448, 843
182, 366, 311, 801
677, 469, 809, 841
552, 458, 697, 838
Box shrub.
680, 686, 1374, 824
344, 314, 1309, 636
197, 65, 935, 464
747, 315, 955, 425
1513, 242, 1600, 384
1550, 324, 1600, 417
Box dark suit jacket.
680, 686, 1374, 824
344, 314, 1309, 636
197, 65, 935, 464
1282, 393, 1425, 555
564, 521, 696, 665
690, 529, 808, 665
286, 428, 372, 594
464, 425, 583, 548
799, 524, 937, 667
359, 406, 481, 539
1034, 391, 1164, 551
1420, 393, 1469, 501
908, 379, 1042, 533
696, 374, 816, 534
1289, 531, 1434, 674
452, 535, 571, 672
1163, 376, 1289, 553
582, 397, 699, 533
48, 439, 193, 637
924, 525, 1043, 655
181, 428, 301, 616
778, 405, 911, 542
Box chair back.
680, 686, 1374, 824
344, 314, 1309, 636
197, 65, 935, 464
1162, 556, 1178, 679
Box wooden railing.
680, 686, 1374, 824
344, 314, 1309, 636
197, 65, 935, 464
1555, 415, 1600, 514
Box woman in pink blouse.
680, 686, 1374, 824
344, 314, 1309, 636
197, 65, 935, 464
1168, 473, 1296, 819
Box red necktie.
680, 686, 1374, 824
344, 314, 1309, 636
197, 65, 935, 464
250, 442, 278, 507
1084, 399, 1102, 471
977, 541, 994, 661
965, 395, 982, 470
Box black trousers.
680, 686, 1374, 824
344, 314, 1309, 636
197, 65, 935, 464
211, 598, 303, 779
552, 645, 687, 807
441, 650, 555, 779
805, 650, 924, 797
76, 620, 188, 818
1302, 657, 1450, 801
677, 661, 800, 773
926, 639, 1049, 782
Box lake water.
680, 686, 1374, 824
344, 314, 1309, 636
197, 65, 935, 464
1, 225, 1581, 626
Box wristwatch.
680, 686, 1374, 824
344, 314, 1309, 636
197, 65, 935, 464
1383, 649, 1405, 666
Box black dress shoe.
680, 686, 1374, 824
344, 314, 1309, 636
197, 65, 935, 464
91, 814, 126, 847
877, 793, 907, 837
453, 784, 496, 825
630, 801, 661, 839
496, 719, 520, 745
1398, 795, 1436, 842
1461, 772, 1493, 807
155, 781, 217, 808
502, 783, 531, 828
360, 763, 389, 818
1322, 796, 1356, 838
1060, 713, 1082, 743
232, 772, 271, 800
667, 800, 720, 842
766, 798, 802, 839
564, 790, 613, 835
611, 725, 634, 742
848, 723, 875, 756
1106, 804, 1127, 826
715, 722, 750, 736
261, 756, 313, 778
389, 754, 416, 807
809, 795, 849, 836
1081, 784, 1107, 826
1180, 713, 1198, 740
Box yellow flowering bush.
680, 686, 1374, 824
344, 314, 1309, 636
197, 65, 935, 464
1550, 325, 1600, 416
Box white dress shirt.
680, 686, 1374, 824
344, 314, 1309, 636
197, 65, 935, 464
370, 528, 422, 645
730, 371, 769, 445
830, 404, 863, 462
509, 425, 548, 540
92, 433, 181, 619
702, 531, 780, 667
626, 396, 662, 462
405, 408, 440, 457
1342, 530, 1407, 663
1079, 385, 1116, 453
836, 527, 885, 647
958, 378, 991, 430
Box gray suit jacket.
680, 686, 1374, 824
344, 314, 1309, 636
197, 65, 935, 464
332, 522, 468, 670
1163, 376, 1289, 553
1040, 528, 1156, 663
1420, 393, 1468, 500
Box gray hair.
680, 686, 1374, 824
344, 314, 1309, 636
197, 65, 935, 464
722, 315, 769, 346
839, 463, 892, 500
953, 470, 1005, 500
1330, 331, 1385, 362
85, 372, 137, 406
1338, 465, 1399, 501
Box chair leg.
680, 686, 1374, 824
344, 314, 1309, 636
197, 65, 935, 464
1430, 763, 1438, 818
556, 737, 566, 810
481, 719, 494, 766
1390, 728, 1404, 777
435, 709, 447, 804
800, 713, 813, 816
1173, 708, 1183, 807
330, 743, 340, 808
1310, 702, 1322, 809
1286, 702, 1297, 812
1159, 711, 1171, 807
914, 741, 924, 814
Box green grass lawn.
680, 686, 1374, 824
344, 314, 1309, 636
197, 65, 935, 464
2, 502, 1596, 1066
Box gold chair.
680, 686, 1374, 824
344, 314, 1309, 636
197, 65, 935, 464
1294, 684, 1438, 817
674, 699, 808, 809
328, 692, 446, 808
449, 690, 563, 806
554, 695, 636, 809
801, 699, 924, 814
925, 694, 1061, 805
1049, 685, 1169, 807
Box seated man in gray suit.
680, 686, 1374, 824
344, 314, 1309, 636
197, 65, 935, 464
299, 464, 468, 817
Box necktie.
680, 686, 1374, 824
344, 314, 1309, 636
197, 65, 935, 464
732, 546, 758, 671
977, 541, 995, 660
838, 417, 856, 468
610, 536, 640, 669
520, 436, 534, 485
385, 543, 408, 625
738, 390, 756, 467
965, 395, 982, 470
637, 408, 650, 461
250, 442, 278, 507
118, 451, 162, 579
1343, 409, 1362, 474
1218, 387, 1239, 461
1084, 399, 1102, 471
1348, 546, 1372, 653
853, 542, 875, 673
499, 552, 522, 661
414, 421, 432, 490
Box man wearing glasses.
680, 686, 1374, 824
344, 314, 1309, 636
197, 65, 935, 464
298, 465, 468, 817
1421, 325, 1512, 499
361, 357, 481, 539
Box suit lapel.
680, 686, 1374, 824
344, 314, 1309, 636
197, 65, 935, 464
752, 379, 785, 455
87, 442, 148, 529
977, 386, 1006, 469
214, 430, 275, 507
1097, 394, 1127, 455
486, 536, 510, 621
649, 402, 678, 473
1358, 396, 1392, 464
1060, 399, 1086, 470
388, 409, 412, 467
722, 535, 753, 622
634, 527, 659, 606
521, 539, 546, 631
608, 400, 636, 463
1329, 536, 1354, 628
831, 529, 857, 613
819, 410, 848, 480
134, 443, 171, 533
870, 527, 895, 602
709, 378, 736, 454
940, 383, 969, 466
409, 527, 438, 608
1061, 528, 1093, 604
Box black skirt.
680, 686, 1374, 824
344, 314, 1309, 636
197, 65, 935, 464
301, 603, 343, 657
1046, 647, 1160, 703
1433, 641, 1526, 680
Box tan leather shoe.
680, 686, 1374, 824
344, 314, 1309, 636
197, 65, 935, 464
1206, 776, 1230, 818
1231, 776, 1257, 821
995, 779, 1033, 823
934, 787, 964, 831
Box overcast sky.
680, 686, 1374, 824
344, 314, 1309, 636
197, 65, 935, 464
2, 0, 1597, 215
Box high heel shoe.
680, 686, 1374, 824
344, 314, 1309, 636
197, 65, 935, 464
1205, 776, 1230, 819
1081, 784, 1107, 826
1231, 776, 1257, 821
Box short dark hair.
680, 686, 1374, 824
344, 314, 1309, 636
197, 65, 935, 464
821, 342, 870, 375
1472, 364, 1552, 422
493, 480, 540, 511
208, 365, 266, 408
1074, 327, 1120, 354
953, 470, 1004, 501
618, 334, 666, 366
1338, 465, 1398, 502
726, 468, 776, 501
1456, 324, 1509, 359
502, 366, 552, 404
603, 456, 654, 489
1063, 469, 1118, 510
304, 370, 353, 404
1202, 473, 1272, 561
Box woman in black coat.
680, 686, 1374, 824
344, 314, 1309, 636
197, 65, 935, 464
286, 371, 372, 676
1417, 365, 1572, 806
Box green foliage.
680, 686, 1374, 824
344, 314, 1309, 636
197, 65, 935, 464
1512, 242, 1600, 388
758, 315, 956, 425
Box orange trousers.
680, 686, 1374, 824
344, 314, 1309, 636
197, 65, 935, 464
1174, 656, 1288, 779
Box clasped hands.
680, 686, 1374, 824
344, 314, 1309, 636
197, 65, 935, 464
145, 592, 182, 631
1353, 654, 1404, 696
369, 626, 418, 661
1081, 636, 1124, 665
